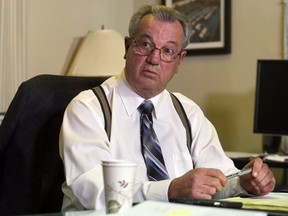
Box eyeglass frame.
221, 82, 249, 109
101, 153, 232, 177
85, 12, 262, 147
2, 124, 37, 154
129, 37, 184, 63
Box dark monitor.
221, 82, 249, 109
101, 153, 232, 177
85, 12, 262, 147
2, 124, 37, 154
253, 59, 288, 136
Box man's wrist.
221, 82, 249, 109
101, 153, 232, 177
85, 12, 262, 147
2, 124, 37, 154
168, 178, 179, 199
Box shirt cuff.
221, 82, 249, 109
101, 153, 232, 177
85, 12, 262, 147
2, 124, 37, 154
143, 179, 172, 201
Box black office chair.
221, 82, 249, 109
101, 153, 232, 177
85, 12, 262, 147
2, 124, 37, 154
0, 74, 109, 216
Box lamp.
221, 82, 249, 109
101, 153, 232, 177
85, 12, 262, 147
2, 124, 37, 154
66, 29, 125, 76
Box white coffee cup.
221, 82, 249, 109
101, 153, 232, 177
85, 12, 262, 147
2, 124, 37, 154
102, 160, 138, 214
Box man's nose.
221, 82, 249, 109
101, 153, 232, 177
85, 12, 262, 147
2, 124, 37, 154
146, 48, 161, 65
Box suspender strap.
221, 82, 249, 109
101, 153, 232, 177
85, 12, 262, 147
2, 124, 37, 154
92, 86, 192, 151
92, 86, 112, 140
170, 93, 192, 152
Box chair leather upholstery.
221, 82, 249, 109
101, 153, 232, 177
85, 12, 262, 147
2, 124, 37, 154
0, 74, 108, 215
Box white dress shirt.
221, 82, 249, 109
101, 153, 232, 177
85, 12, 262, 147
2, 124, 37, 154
60, 70, 244, 211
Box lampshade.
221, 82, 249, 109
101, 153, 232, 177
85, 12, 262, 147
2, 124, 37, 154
66, 29, 125, 76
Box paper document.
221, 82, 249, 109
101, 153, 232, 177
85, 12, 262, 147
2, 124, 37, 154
124, 201, 267, 216
263, 154, 288, 162
64, 210, 106, 216
223, 192, 288, 212
225, 151, 261, 159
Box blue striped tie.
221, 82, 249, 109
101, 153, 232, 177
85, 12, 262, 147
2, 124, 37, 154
138, 100, 169, 181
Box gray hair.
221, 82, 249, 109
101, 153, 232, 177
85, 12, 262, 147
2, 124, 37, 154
129, 5, 192, 49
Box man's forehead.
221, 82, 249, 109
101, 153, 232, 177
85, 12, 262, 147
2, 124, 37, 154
135, 15, 184, 44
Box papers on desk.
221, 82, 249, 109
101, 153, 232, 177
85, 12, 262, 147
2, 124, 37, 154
263, 154, 288, 162
225, 151, 288, 162
64, 210, 106, 216
63, 193, 288, 216
223, 192, 288, 212
124, 201, 267, 216
225, 151, 261, 159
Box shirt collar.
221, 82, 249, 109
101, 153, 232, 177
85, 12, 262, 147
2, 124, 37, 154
117, 69, 167, 119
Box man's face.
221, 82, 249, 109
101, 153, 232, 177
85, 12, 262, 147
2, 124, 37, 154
124, 14, 186, 99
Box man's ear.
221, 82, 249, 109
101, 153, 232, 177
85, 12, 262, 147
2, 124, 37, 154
174, 50, 187, 74
179, 50, 187, 60
124, 37, 131, 59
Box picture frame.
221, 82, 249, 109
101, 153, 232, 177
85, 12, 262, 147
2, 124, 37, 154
163, 0, 231, 56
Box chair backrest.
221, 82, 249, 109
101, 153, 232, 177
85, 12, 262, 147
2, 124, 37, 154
0, 74, 109, 215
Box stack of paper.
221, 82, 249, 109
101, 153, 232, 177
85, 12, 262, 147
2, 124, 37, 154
223, 192, 288, 212
263, 154, 288, 162
124, 200, 267, 216
63, 193, 288, 215
224, 151, 261, 159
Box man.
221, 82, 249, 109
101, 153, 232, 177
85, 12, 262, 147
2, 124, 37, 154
60, 5, 275, 211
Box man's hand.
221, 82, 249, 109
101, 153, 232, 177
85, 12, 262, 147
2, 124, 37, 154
239, 157, 276, 196
168, 168, 227, 200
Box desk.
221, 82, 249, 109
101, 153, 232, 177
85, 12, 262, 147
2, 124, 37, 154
23, 200, 288, 216
232, 158, 288, 169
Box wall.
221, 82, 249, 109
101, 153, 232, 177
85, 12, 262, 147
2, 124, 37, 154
27, 0, 134, 77
27, 0, 283, 153
168, 0, 283, 153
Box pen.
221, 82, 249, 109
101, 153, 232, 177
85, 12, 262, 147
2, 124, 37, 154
226, 168, 252, 180
169, 198, 243, 209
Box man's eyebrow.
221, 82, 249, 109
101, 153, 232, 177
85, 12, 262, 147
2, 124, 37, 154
139, 34, 180, 46
138, 34, 153, 41
166, 40, 178, 46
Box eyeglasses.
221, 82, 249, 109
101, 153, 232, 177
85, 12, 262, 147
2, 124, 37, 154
130, 38, 182, 63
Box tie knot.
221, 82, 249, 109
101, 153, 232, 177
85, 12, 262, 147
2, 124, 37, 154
138, 100, 154, 115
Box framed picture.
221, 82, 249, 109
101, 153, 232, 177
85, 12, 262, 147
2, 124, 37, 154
163, 0, 231, 55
